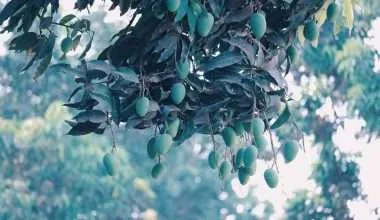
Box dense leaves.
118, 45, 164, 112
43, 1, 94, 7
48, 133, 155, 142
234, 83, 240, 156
0, 0, 359, 185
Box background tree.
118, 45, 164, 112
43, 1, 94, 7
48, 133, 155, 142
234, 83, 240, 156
284, 0, 380, 219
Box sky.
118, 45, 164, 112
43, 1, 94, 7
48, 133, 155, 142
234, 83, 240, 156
0, 1, 379, 219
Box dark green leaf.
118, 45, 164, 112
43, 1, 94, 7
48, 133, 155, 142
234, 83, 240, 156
59, 14, 76, 25
271, 104, 291, 129
9, 32, 39, 51
73, 110, 107, 123
115, 67, 139, 83
33, 53, 52, 80
222, 37, 257, 65
40, 16, 52, 29
201, 51, 243, 72
67, 121, 101, 136
0, 0, 26, 25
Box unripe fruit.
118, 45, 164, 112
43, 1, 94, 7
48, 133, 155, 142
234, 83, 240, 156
166, 118, 180, 138
243, 146, 258, 167
233, 121, 245, 136
154, 134, 173, 154
166, 0, 180, 12
251, 118, 265, 137
254, 134, 268, 152
250, 12, 267, 39
326, 3, 338, 21
219, 161, 232, 180
264, 168, 279, 188
196, 12, 214, 37
103, 153, 117, 176
208, 150, 220, 169
135, 96, 150, 117
222, 127, 238, 147
238, 168, 250, 185
303, 21, 318, 41
147, 137, 157, 159
286, 45, 298, 63
151, 163, 164, 178
61, 37, 73, 53
176, 59, 190, 80
282, 140, 300, 163
235, 148, 245, 168
170, 83, 186, 104
244, 162, 257, 176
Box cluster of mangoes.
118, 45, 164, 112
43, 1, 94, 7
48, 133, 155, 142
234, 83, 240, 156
100, 0, 330, 184
207, 118, 300, 188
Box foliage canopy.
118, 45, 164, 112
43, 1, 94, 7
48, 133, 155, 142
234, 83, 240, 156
0, 0, 357, 183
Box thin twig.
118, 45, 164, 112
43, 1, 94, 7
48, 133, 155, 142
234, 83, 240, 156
263, 112, 279, 173
291, 116, 305, 152
108, 118, 117, 152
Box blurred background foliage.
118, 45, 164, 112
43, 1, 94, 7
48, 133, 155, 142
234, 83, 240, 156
0, 0, 379, 219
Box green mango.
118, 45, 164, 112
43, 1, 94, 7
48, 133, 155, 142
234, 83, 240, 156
303, 21, 318, 41
254, 134, 268, 152
222, 127, 237, 147
243, 146, 258, 167
251, 118, 265, 137
166, 0, 181, 12
238, 168, 250, 185
196, 12, 214, 37
286, 45, 298, 63
235, 148, 245, 168
151, 163, 164, 178
250, 12, 267, 39
219, 161, 232, 180
147, 137, 157, 159
103, 153, 118, 176
233, 121, 245, 136
154, 134, 173, 154
244, 162, 257, 176
176, 59, 190, 79
264, 168, 279, 188
208, 150, 220, 169
326, 2, 338, 21
135, 96, 150, 117
166, 117, 180, 138
282, 140, 300, 163
170, 82, 186, 104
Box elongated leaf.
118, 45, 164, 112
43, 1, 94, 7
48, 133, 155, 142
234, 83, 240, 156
201, 51, 243, 72
74, 110, 107, 123
9, 32, 39, 51
271, 104, 290, 129
67, 121, 101, 136
222, 38, 256, 65
115, 67, 139, 83
0, 0, 26, 25
59, 14, 76, 25
33, 53, 52, 80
